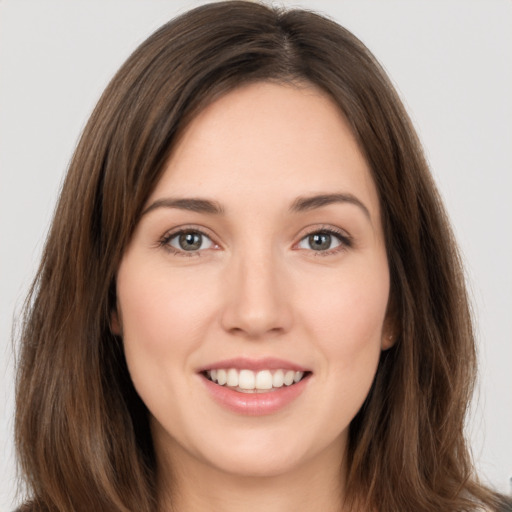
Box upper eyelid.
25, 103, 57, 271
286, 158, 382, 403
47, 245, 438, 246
161, 225, 217, 241
296, 225, 352, 242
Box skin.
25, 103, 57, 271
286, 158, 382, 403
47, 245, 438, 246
114, 81, 393, 512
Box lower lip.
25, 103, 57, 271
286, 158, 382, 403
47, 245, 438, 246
201, 374, 310, 416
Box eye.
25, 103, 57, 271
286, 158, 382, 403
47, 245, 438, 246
297, 229, 349, 253
166, 230, 215, 253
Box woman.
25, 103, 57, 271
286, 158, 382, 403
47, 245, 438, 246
13, 2, 510, 511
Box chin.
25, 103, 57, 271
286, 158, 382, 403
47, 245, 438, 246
205, 446, 308, 479
191, 423, 345, 480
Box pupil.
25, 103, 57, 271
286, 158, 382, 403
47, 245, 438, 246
310, 233, 331, 251
179, 232, 202, 251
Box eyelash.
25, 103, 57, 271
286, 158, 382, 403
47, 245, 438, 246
159, 227, 215, 257
158, 225, 352, 257
297, 226, 352, 256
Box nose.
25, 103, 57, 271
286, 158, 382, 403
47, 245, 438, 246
220, 246, 293, 339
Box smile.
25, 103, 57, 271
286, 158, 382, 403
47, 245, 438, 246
204, 368, 307, 393
199, 359, 312, 415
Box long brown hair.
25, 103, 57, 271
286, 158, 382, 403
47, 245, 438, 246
15, 2, 508, 511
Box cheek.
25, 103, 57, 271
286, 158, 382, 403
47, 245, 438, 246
300, 260, 389, 371
284, 259, 389, 446
116, 259, 218, 381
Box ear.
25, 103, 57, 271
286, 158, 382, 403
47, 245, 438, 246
381, 300, 399, 350
381, 329, 397, 350
110, 309, 122, 336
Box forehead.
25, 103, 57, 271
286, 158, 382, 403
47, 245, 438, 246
151, 81, 379, 219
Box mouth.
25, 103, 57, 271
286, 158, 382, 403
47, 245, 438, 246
198, 358, 312, 415
202, 368, 311, 393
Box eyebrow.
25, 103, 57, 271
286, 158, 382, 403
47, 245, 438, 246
142, 197, 225, 216
141, 192, 371, 221
290, 193, 371, 221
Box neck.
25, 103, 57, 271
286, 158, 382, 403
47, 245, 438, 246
156, 440, 348, 512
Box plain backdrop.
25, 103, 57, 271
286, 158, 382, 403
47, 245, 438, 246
1, 0, 511, 509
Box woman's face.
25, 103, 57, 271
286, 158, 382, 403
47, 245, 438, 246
115, 82, 392, 479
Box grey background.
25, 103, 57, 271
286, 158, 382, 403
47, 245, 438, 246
1, 0, 511, 509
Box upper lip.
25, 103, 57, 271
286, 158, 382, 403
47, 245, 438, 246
197, 357, 310, 373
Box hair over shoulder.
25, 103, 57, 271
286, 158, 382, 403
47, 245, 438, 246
14, 2, 509, 511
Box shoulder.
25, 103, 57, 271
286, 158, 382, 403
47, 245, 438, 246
478, 496, 512, 512
499, 499, 512, 512
468, 499, 512, 512
491, 497, 512, 512
13, 504, 37, 512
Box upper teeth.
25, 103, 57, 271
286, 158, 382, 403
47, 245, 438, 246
206, 369, 305, 390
